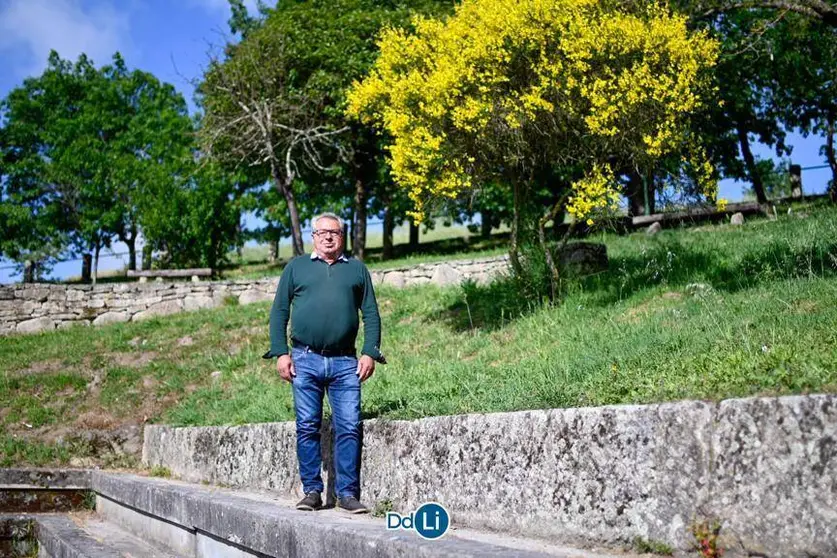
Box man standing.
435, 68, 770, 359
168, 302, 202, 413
263, 212, 384, 514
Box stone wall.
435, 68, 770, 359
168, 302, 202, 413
0, 255, 508, 336
142, 394, 837, 558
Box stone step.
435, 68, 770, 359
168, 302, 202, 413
35, 513, 180, 558
0, 468, 92, 514
92, 471, 634, 558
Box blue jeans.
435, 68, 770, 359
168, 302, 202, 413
291, 346, 361, 499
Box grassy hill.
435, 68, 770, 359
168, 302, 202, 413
2, 201, 836, 467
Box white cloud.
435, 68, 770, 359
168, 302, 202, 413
0, 0, 132, 79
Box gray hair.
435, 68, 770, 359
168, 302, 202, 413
312, 212, 344, 232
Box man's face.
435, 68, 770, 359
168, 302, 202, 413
313, 217, 344, 258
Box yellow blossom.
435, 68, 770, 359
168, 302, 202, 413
346, 0, 719, 220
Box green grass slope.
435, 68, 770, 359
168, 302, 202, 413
2, 202, 835, 466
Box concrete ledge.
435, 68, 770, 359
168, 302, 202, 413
91, 471, 588, 558
0, 469, 90, 490
36, 515, 129, 558
0, 469, 92, 514
0, 489, 90, 513
143, 394, 837, 557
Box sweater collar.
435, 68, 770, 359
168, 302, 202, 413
311, 251, 348, 263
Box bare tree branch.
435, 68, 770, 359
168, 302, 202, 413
697, 0, 837, 27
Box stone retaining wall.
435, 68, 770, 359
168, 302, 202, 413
0, 255, 509, 336
143, 394, 837, 558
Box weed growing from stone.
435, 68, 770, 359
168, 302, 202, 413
149, 465, 172, 478
372, 499, 394, 518
631, 536, 673, 555
691, 519, 723, 558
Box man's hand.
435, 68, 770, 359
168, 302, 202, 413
356, 355, 375, 383
277, 354, 295, 382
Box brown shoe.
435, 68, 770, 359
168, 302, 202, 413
337, 496, 369, 514
296, 492, 322, 511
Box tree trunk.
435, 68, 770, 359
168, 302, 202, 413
142, 244, 152, 270
271, 162, 304, 256
353, 178, 367, 261
644, 170, 656, 215
379, 183, 395, 260
126, 235, 137, 272
23, 260, 36, 283
736, 123, 768, 204
480, 210, 493, 238
268, 239, 279, 264
409, 222, 419, 252
92, 242, 101, 287
508, 177, 524, 277
538, 200, 565, 301
827, 109, 837, 204
82, 254, 92, 283
236, 220, 244, 260
383, 206, 394, 260
627, 172, 644, 216
790, 164, 803, 199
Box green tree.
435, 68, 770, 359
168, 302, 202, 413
690, 0, 837, 28
101, 58, 195, 271
349, 0, 720, 295
766, 16, 837, 200
0, 51, 196, 283
0, 53, 97, 280
138, 157, 243, 271
199, 22, 345, 257
201, 0, 451, 261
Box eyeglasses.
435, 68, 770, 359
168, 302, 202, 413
313, 229, 343, 238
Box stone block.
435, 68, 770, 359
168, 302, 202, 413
133, 300, 183, 322
21, 301, 40, 314
184, 295, 217, 311
730, 212, 745, 225
557, 242, 608, 276
142, 395, 837, 556
708, 396, 837, 557
92, 471, 555, 558
65, 289, 86, 302
646, 222, 662, 235
41, 302, 67, 314
239, 290, 274, 305
383, 271, 406, 287
16, 317, 56, 333
0, 468, 91, 489
48, 313, 82, 321
431, 264, 463, 286
93, 312, 130, 326
21, 288, 49, 302
57, 320, 90, 330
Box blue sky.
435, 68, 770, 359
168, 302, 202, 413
0, 0, 833, 282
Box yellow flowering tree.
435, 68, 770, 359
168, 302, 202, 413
347, 0, 719, 291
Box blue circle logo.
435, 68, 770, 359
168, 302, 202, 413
414, 502, 450, 540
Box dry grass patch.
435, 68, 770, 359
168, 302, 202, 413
108, 351, 158, 368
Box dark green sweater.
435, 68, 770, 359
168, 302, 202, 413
263, 254, 382, 360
